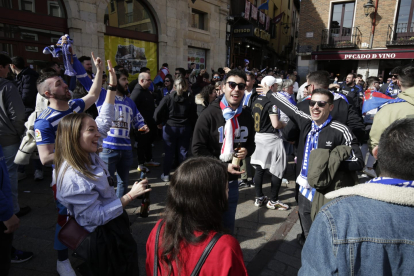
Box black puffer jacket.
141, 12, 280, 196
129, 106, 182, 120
15, 67, 39, 120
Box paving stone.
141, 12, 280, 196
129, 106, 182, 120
274, 251, 302, 270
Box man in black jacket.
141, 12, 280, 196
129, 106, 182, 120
192, 70, 255, 234
10, 56, 39, 120
340, 73, 362, 113
379, 67, 402, 98
262, 85, 364, 243
130, 72, 160, 171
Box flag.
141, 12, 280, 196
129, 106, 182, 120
251, 5, 258, 20
266, 15, 270, 31
259, 11, 265, 24
273, 12, 285, 24
153, 66, 169, 84
258, 0, 269, 10
362, 90, 393, 114
245, 0, 251, 20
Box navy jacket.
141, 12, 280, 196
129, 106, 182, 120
15, 67, 39, 120
0, 145, 13, 222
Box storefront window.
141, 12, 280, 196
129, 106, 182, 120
104, 0, 156, 34
1, 0, 65, 18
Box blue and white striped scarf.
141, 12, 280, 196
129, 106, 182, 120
386, 82, 401, 98
378, 97, 406, 110
297, 115, 332, 202
368, 177, 414, 188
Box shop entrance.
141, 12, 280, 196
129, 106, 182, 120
317, 60, 359, 82
378, 59, 414, 77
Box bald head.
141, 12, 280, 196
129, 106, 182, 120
138, 72, 152, 89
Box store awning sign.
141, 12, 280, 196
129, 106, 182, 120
312, 50, 414, 60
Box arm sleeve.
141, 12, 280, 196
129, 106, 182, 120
3, 82, 26, 137
192, 112, 215, 157
60, 174, 123, 229
34, 119, 56, 146
72, 56, 93, 91
153, 96, 168, 125
338, 125, 364, 171
132, 105, 145, 130
20, 73, 38, 108
298, 211, 338, 275
346, 103, 365, 143
95, 102, 114, 143
368, 109, 388, 152
282, 120, 300, 142
266, 91, 311, 127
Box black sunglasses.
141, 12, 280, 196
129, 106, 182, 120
309, 100, 330, 107
391, 74, 398, 78
305, 84, 312, 89
226, 81, 246, 90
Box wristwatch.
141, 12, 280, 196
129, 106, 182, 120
107, 85, 116, 91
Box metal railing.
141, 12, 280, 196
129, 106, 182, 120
321, 27, 361, 49
386, 23, 414, 46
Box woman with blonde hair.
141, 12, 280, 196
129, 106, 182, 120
55, 112, 151, 275
153, 77, 197, 182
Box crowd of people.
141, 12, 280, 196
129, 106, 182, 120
1, 37, 414, 275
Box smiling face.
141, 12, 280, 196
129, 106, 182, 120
224, 76, 245, 109
79, 117, 101, 154
309, 93, 334, 126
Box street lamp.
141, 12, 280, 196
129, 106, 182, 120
363, 0, 375, 17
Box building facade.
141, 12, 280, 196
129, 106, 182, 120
297, 0, 414, 85
0, 0, 229, 81
229, 0, 300, 70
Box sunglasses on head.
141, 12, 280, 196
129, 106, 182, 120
226, 81, 246, 90
309, 100, 330, 107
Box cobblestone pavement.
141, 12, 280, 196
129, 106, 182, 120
8, 139, 304, 276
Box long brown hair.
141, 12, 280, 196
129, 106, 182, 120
54, 113, 97, 187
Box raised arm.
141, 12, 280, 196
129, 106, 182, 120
81, 52, 103, 110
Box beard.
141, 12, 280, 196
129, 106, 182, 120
52, 91, 71, 102
86, 69, 93, 77
117, 83, 128, 95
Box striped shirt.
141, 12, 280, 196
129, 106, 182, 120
34, 99, 85, 145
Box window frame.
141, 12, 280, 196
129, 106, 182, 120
191, 9, 207, 31
329, 2, 355, 35
395, 0, 414, 35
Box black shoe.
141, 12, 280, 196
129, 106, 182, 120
11, 249, 33, 263
247, 180, 255, 187
297, 233, 306, 247
238, 179, 249, 188
16, 206, 31, 218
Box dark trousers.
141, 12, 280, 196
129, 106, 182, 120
254, 166, 282, 202
0, 223, 13, 276
135, 126, 156, 165
298, 192, 313, 238
162, 125, 191, 175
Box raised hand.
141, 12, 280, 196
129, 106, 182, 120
107, 59, 117, 86
91, 52, 103, 72
256, 83, 270, 95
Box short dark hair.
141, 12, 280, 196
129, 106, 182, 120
366, 76, 380, 87
202, 72, 210, 80
377, 118, 414, 180
41, 67, 58, 74
307, 70, 330, 89
357, 74, 363, 78
113, 65, 123, 71
175, 68, 186, 77
218, 68, 225, 74
224, 69, 247, 83
164, 74, 173, 82
312, 88, 334, 104
200, 85, 216, 103
190, 63, 195, 66
246, 72, 255, 79
37, 72, 59, 96
390, 66, 403, 75
78, 56, 91, 63
140, 67, 150, 73
115, 68, 129, 80
0, 54, 12, 67
398, 64, 414, 88
348, 73, 356, 78
162, 63, 168, 67
11, 56, 25, 70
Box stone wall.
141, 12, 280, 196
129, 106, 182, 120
63, 0, 229, 73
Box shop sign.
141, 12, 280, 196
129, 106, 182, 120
253, 28, 270, 41
312, 51, 414, 60
234, 25, 270, 42
234, 26, 253, 35
188, 48, 206, 70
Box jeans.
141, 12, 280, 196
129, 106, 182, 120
222, 179, 239, 235
298, 192, 312, 238
254, 166, 282, 202
3, 143, 20, 214
0, 223, 13, 275
162, 125, 191, 175
100, 148, 133, 198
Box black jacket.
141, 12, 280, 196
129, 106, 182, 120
282, 97, 365, 143
15, 67, 39, 120
130, 84, 156, 127
339, 83, 362, 113
153, 91, 197, 128
192, 96, 256, 181
266, 92, 364, 196
379, 82, 401, 95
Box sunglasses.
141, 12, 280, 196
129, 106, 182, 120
391, 74, 398, 78
226, 81, 246, 90
215, 89, 220, 92
305, 84, 312, 89
309, 100, 330, 107
164, 80, 170, 82
213, 76, 220, 79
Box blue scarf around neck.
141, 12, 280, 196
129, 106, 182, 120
368, 177, 414, 188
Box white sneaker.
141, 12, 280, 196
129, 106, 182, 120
34, 170, 44, 181
254, 196, 268, 207
57, 259, 76, 276
282, 178, 289, 184
363, 167, 377, 178
18, 172, 27, 181
161, 173, 169, 182
267, 200, 289, 210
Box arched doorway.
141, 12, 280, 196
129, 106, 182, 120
103, 0, 158, 81
0, 0, 68, 71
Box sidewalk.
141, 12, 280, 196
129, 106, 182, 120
9, 140, 302, 275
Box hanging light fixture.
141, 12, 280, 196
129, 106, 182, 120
363, 0, 375, 17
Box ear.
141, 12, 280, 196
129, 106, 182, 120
372, 145, 379, 160
329, 103, 334, 112
43, 90, 52, 98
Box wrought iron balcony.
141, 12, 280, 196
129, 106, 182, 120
386, 23, 414, 46
321, 27, 361, 49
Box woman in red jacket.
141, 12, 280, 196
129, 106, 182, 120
146, 156, 248, 275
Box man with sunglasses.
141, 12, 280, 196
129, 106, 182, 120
261, 84, 363, 243
380, 67, 402, 98
192, 70, 255, 235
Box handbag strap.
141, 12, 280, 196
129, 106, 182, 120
190, 232, 223, 276
153, 220, 163, 276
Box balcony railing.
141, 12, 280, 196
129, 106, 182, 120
321, 27, 361, 49
386, 23, 414, 46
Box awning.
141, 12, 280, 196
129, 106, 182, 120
311, 48, 414, 60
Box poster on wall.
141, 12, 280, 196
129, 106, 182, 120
104, 35, 157, 82
188, 47, 206, 70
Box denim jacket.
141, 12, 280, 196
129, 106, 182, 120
299, 182, 414, 275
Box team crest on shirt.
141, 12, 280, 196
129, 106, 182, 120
272, 105, 278, 113
35, 129, 42, 142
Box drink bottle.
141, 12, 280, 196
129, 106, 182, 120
139, 168, 150, 217
232, 143, 241, 170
